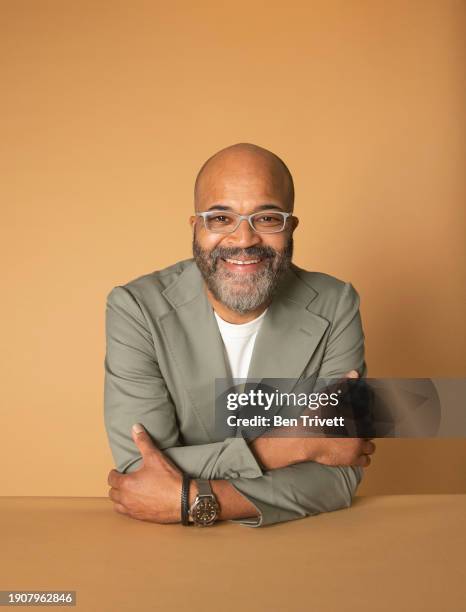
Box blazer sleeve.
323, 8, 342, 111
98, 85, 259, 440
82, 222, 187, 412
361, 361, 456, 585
228, 282, 367, 527
104, 286, 263, 480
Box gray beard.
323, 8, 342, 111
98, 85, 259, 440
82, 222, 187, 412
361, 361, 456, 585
192, 235, 293, 314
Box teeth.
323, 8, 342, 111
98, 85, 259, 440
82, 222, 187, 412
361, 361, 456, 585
225, 258, 261, 265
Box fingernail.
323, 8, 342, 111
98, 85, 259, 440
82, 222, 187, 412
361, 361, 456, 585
132, 423, 144, 434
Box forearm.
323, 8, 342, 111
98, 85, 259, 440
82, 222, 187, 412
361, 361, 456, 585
123, 434, 322, 479
250, 435, 314, 470
228, 462, 362, 527
180, 461, 361, 527
181, 446, 361, 527
188, 479, 260, 522
122, 437, 264, 480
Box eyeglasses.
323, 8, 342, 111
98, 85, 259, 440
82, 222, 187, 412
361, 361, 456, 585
196, 210, 292, 234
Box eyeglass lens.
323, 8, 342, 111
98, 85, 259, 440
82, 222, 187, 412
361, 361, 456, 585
204, 212, 286, 233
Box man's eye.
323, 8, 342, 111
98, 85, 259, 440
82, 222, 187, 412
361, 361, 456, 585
212, 215, 231, 223
258, 215, 278, 223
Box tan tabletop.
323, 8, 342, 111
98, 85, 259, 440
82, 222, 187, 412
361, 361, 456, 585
1, 495, 465, 611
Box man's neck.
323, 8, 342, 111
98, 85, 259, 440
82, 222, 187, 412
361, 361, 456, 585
205, 286, 269, 324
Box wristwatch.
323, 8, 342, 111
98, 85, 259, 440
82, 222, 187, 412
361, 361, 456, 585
189, 479, 220, 526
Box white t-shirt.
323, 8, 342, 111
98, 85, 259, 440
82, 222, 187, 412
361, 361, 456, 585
214, 308, 268, 379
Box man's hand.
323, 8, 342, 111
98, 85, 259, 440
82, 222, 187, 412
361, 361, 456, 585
310, 437, 376, 467
304, 369, 376, 468
107, 424, 182, 523
250, 369, 376, 470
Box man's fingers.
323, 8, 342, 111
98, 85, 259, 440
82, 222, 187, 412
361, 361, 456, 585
355, 454, 371, 467
107, 469, 124, 488
108, 487, 123, 503
362, 440, 376, 455
330, 369, 360, 396
131, 423, 159, 460
109, 487, 131, 515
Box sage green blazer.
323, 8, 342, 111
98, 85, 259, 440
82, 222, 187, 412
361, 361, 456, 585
104, 258, 367, 527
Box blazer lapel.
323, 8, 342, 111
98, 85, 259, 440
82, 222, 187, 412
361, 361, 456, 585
238, 266, 331, 432
158, 261, 232, 440
247, 266, 330, 383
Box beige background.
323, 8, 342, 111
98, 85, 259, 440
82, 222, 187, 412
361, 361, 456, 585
1, 0, 464, 496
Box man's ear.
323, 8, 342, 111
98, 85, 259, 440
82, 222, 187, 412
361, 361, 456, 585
291, 215, 299, 231
189, 215, 197, 231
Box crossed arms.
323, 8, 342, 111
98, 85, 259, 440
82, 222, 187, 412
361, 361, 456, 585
104, 283, 373, 527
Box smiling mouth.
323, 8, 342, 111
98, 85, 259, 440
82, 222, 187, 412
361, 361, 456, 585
222, 258, 262, 265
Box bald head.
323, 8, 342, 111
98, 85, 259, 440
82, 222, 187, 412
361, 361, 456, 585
194, 143, 294, 212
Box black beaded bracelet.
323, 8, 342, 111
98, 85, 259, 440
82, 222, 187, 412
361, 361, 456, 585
181, 473, 191, 526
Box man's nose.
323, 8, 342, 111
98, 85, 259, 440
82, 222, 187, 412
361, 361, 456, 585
223, 218, 262, 247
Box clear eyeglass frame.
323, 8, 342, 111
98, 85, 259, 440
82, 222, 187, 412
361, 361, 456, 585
195, 210, 293, 234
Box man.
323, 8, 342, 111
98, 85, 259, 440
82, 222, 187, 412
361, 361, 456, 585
105, 143, 375, 527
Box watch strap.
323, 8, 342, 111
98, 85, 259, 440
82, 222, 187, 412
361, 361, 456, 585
196, 479, 213, 497
181, 473, 190, 526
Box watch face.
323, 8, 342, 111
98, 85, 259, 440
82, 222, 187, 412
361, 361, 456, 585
192, 497, 219, 526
